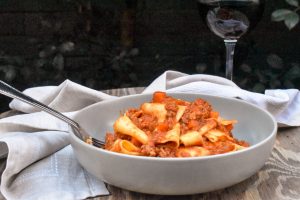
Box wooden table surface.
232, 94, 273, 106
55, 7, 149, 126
1, 87, 300, 200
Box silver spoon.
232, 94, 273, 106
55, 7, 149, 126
0, 80, 105, 148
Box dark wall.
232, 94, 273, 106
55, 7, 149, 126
0, 0, 299, 111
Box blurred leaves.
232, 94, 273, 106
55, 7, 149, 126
285, 12, 299, 29
60, 42, 75, 53
272, 9, 294, 21
252, 83, 265, 93
240, 63, 252, 73
272, 0, 300, 30
195, 63, 208, 73
283, 64, 300, 80
0, 65, 16, 81
0, 54, 22, 82
286, 0, 299, 7
267, 54, 283, 69
0, 0, 298, 97
53, 54, 64, 70
237, 53, 300, 93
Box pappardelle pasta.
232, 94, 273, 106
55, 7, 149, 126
104, 92, 249, 157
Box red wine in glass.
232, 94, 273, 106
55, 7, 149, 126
197, 0, 265, 80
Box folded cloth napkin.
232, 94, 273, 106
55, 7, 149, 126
0, 70, 299, 200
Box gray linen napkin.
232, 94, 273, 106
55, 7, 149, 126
0, 80, 113, 200
0, 70, 299, 200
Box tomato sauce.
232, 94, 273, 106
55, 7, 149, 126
103, 91, 249, 157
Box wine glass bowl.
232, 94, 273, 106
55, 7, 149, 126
197, 0, 265, 80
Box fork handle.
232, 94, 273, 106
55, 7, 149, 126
0, 80, 80, 130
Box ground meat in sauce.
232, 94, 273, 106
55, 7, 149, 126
140, 144, 157, 157
156, 144, 177, 157
217, 123, 232, 135
181, 99, 212, 122
115, 132, 132, 140
104, 133, 117, 149
203, 141, 235, 155
126, 109, 158, 132
180, 98, 212, 134
140, 143, 177, 157
165, 102, 178, 116
237, 140, 250, 147
104, 92, 249, 157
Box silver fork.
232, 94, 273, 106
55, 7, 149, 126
0, 80, 105, 148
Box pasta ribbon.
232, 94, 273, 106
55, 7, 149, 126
176, 146, 210, 157
232, 143, 247, 151
141, 103, 167, 123
198, 119, 217, 134
110, 139, 122, 152
220, 119, 237, 125
113, 115, 149, 144
101, 92, 249, 157
204, 129, 232, 143
119, 140, 141, 156
156, 123, 181, 147
180, 131, 203, 146
109, 139, 140, 156
176, 105, 186, 122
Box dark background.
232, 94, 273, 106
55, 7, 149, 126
0, 0, 299, 112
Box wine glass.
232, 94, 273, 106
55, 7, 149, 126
197, 0, 265, 80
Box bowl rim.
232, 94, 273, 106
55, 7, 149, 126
69, 92, 278, 161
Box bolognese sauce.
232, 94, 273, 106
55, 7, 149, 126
103, 91, 249, 157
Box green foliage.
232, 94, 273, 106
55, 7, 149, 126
0, 0, 299, 95
237, 54, 300, 93
272, 0, 300, 30
0, 0, 140, 90
286, 0, 299, 7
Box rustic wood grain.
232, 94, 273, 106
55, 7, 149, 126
89, 87, 300, 200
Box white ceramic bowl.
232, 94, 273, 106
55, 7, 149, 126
69, 93, 277, 195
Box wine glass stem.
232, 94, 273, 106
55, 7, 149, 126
224, 39, 237, 80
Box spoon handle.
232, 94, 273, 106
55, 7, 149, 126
0, 80, 80, 130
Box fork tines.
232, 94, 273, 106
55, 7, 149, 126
85, 136, 104, 148
92, 137, 105, 148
